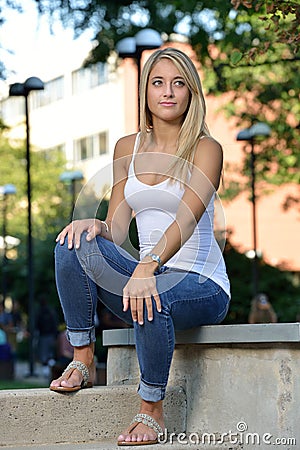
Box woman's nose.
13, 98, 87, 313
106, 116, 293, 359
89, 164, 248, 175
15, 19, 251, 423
163, 83, 174, 97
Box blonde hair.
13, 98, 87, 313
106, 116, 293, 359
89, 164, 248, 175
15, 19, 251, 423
139, 47, 211, 181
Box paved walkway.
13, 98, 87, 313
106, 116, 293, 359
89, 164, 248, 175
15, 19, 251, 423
13, 360, 51, 385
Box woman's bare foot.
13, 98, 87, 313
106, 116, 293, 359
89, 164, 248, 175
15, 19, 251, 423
50, 343, 95, 390
117, 400, 165, 445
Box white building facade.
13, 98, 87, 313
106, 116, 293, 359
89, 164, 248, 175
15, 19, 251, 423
0, 57, 138, 184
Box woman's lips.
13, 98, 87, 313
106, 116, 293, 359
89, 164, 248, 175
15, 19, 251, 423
159, 102, 176, 106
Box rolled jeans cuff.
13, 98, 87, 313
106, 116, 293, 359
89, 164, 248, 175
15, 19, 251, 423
66, 328, 96, 347
138, 379, 166, 402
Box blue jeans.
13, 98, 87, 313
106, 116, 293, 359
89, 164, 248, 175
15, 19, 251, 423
54, 234, 230, 402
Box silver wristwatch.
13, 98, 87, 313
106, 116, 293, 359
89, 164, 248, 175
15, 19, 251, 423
146, 253, 162, 268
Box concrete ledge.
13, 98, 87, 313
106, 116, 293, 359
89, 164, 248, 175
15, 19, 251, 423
0, 385, 186, 447
103, 323, 300, 346
104, 324, 300, 445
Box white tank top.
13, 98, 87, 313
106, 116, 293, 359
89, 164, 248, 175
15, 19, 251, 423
124, 133, 230, 296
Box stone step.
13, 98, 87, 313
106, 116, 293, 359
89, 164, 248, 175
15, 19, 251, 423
0, 385, 186, 448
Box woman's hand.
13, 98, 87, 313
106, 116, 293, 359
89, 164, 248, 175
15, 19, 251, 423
56, 219, 103, 249
123, 263, 161, 325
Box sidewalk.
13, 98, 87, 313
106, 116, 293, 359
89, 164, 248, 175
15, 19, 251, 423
13, 359, 107, 386
14, 360, 50, 385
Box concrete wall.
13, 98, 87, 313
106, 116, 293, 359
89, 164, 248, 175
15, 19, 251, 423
105, 324, 300, 448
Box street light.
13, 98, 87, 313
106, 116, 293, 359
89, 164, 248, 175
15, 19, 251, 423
59, 170, 84, 220
0, 184, 17, 303
116, 28, 162, 126
9, 76, 44, 377
236, 122, 271, 296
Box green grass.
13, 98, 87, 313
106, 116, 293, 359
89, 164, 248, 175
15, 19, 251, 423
0, 380, 48, 390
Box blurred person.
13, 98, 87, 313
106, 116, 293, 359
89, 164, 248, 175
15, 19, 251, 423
0, 301, 13, 333
248, 293, 277, 324
0, 306, 13, 374
9, 300, 29, 351
36, 297, 58, 375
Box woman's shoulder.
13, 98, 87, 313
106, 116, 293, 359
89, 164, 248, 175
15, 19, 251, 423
194, 135, 223, 162
114, 133, 139, 158
198, 135, 222, 150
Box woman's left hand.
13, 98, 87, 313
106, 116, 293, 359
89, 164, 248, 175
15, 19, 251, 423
123, 265, 161, 325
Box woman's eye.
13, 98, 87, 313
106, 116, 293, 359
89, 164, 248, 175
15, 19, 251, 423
174, 80, 185, 87
152, 80, 162, 86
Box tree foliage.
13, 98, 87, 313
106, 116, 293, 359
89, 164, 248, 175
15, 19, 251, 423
2, 1, 299, 193
29, 0, 300, 198
1, 1, 299, 324
223, 241, 300, 324
0, 133, 70, 317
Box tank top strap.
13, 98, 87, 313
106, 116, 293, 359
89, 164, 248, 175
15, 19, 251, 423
132, 132, 141, 157
128, 132, 141, 177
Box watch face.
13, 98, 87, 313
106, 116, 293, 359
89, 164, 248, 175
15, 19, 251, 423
148, 253, 161, 267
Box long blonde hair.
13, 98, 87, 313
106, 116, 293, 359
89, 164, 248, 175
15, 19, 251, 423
139, 47, 210, 181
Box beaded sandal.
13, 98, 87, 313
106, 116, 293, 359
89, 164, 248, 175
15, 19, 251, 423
117, 413, 164, 446
50, 360, 94, 392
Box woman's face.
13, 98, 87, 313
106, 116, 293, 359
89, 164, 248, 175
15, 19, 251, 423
147, 58, 190, 125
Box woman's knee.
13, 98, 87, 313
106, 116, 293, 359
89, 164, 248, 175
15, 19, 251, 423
54, 240, 78, 270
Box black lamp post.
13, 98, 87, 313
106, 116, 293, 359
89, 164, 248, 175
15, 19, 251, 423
116, 29, 162, 127
9, 77, 44, 376
1, 184, 17, 303
59, 170, 84, 221
236, 122, 271, 296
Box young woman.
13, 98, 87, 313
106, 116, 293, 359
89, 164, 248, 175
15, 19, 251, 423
50, 47, 231, 446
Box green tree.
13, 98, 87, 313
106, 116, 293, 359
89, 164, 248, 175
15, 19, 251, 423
2, 1, 299, 194
0, 130, 112, 323
0, 133, 70, 318
224, 241, 300, 324
1, 1, 299, 324
30, 0, 299, 199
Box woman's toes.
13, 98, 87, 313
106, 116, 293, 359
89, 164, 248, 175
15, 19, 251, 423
117, 422, 160, 444
137, 433, 147, 442
60, 378, 73, 388
126, 433, 136, 442
50, 368, 83, 389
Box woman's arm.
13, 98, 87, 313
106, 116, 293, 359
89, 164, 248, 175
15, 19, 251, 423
56, 134, 135, 248
104, 135, 136, 245
148, 137, 223, 265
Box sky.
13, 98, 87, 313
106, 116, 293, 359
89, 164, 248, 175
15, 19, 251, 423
0, 0, 94, 96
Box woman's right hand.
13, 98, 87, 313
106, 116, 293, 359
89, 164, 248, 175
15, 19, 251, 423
56, 219, 103, 249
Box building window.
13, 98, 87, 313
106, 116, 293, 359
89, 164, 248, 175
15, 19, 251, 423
99, 132, 108, 155
72, 62, 108, 95
1, 97, 24, 123
31, 76, 64, 109
75, 136, 93, 160
74, 131, 108, 162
